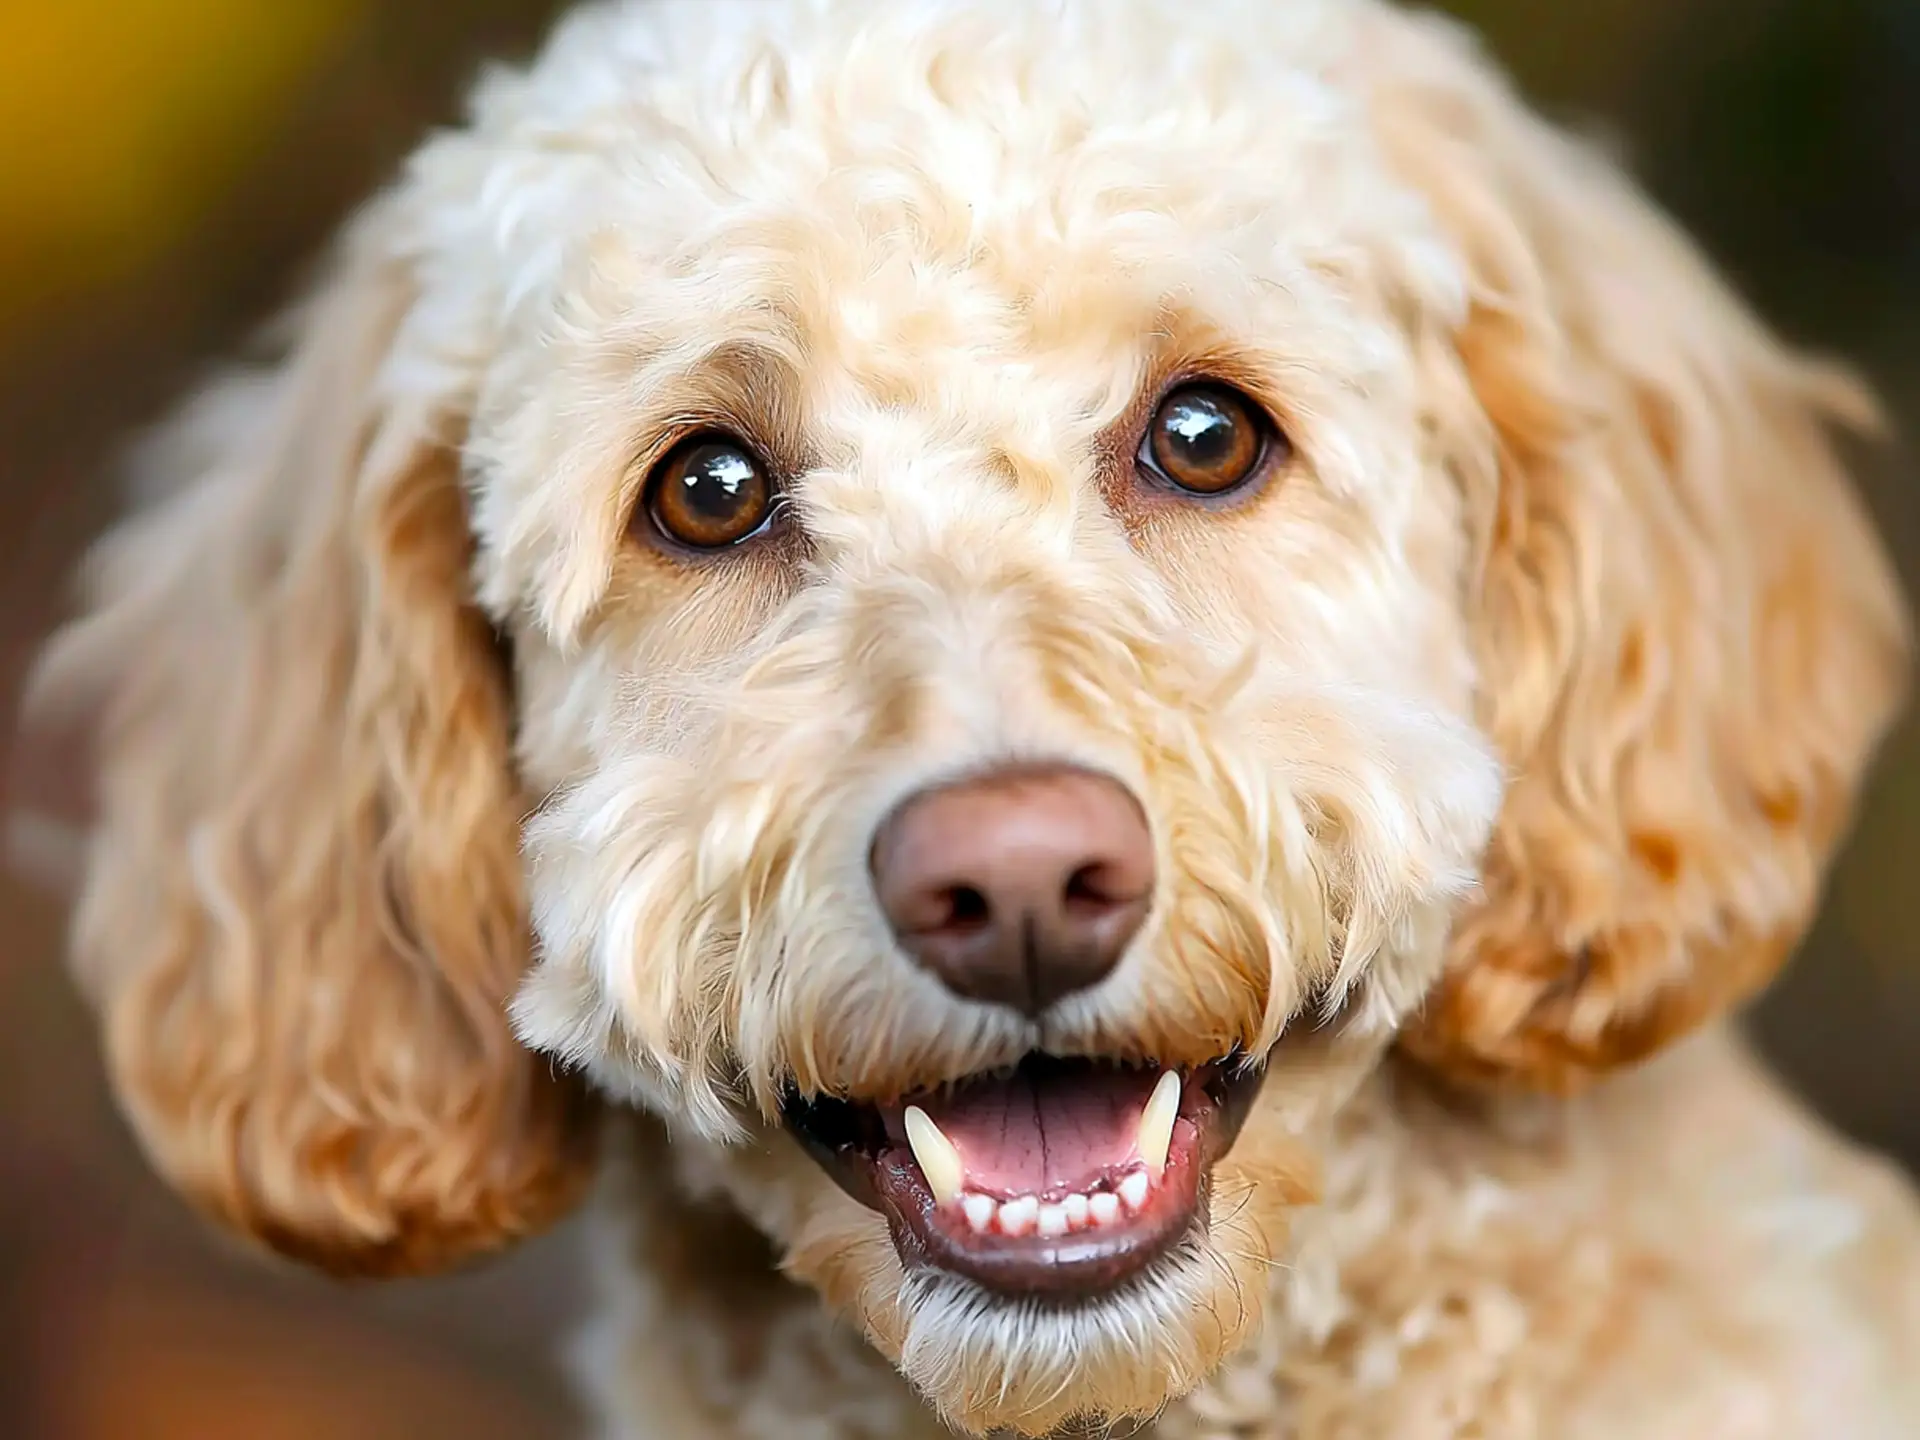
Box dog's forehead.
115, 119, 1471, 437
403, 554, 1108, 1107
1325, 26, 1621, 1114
453, 0, 1462, 633
446, 0, 1446, 349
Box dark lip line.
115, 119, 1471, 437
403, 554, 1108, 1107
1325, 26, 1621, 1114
781, 1052, 1269, 1300
879, 1148, 1209, 1298
779, 1050, 1268, 1219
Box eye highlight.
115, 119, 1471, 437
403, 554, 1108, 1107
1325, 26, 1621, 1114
643, 434, 775, 549
1138, 383, 1283, 497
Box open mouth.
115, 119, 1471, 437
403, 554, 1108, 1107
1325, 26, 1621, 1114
782, 1053, 1266, 1297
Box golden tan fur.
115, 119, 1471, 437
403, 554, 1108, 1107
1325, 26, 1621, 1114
34, 222, 594, 1277
1356, 12, 1911, 1090
24, 0, 1917, 1435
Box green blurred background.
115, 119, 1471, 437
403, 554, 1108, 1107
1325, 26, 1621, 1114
0, 2, 1914, 1435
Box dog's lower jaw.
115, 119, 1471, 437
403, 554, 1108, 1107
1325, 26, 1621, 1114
638, 1038, 1374, 1436
573, 1097, 1323, 1440
885, 1246, 1278, 1437
600, 1097, 1311, 1436
766, 1108, 1317, 1437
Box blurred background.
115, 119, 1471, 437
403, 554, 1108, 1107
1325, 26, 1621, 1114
0, 1, 1915, 1435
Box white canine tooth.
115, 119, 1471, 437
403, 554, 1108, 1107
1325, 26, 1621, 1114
1089, 1192, 1122, 1227
1063, 1193, 1091, 1229
999, 1195, 1039, 1236
963, 1193, 997, 1234
903, 1106, 965, 1206
1119, 1170, 1151, 1212
1037, 1203, 1070, 1238
1137, 1070, 1182, 1179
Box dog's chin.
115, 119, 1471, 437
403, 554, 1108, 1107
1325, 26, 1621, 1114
891, 1236, 1258, 1435
775, 1050, 1281, 1433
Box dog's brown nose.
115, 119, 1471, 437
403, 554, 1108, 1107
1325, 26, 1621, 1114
869, 765, 1154, 1015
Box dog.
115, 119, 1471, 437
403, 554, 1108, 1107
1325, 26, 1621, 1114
25, 0, 1920, 1435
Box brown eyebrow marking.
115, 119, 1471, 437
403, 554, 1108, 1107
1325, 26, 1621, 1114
611, 338, 819, 532
1090, 317, 1302, 542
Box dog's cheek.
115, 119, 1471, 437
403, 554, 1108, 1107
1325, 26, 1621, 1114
1208, 1106, 1325, 1260
785, 1206, 917, 1359
673, 1128, 918, 1354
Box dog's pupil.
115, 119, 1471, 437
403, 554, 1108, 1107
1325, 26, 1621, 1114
1168, 399, 1234, 466
682, 444, 761, 518
1149, 386, 1264, 494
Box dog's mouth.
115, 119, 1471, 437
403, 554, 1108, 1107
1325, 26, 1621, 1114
782, 1053, 1266, 1297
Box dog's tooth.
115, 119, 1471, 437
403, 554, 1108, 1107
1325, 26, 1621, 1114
1119, 1170, 1151, 1212
1089, 1192, 1122, 1227
1137, 1069, 1182, 1179
903, 1106, 965, 1205
998, 1196, 1039, 1237
1037, 1203, 1070, 1239
1063, 1193, 1091, 1229
962, 1193, 997, 1234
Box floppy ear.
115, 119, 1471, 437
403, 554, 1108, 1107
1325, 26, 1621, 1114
27, 202, 596, 1276
1364, 16, 1913, 1092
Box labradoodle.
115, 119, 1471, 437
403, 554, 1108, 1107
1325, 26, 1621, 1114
28, 1, 1920, 1435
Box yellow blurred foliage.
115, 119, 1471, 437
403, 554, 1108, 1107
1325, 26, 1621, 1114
0, 0, 367, 329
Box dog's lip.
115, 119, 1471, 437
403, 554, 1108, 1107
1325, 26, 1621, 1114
781, 1054, 1266, 1299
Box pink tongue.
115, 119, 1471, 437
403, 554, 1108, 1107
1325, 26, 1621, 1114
913, 1064, 1158, 1196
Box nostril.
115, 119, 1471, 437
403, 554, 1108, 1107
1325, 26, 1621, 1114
938, 884, 992, 932
1063, 862, 1128, 914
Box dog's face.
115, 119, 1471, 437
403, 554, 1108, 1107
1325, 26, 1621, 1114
493, 10, 1500, 1421
35, 1, 1909, 1436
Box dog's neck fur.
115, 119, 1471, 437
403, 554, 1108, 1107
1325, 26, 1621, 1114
573, 1027, 1920, 1440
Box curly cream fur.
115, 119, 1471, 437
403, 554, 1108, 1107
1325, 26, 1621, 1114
32, 224, 592, 1276
29, 0, 1916, 1435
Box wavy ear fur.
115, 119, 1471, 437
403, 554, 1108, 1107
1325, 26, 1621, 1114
29, 203, 595, 1276
1364, 13, 1912, 1092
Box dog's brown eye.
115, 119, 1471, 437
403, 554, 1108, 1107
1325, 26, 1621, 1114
646, 436, 774, 549
1141, 384, 1276, 496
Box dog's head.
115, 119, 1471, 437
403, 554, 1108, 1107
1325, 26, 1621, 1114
31, 0, 1909, 1432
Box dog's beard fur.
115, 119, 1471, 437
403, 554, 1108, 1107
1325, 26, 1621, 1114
894, 1252, 1243, 1432
658, 1062, 1336, 1437
865, 1131, 1325, 1434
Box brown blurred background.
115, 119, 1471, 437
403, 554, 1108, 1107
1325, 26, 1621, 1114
1, 1, 1916, 1436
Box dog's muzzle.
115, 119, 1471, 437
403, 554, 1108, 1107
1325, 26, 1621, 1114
781, 761, 1267, 1298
